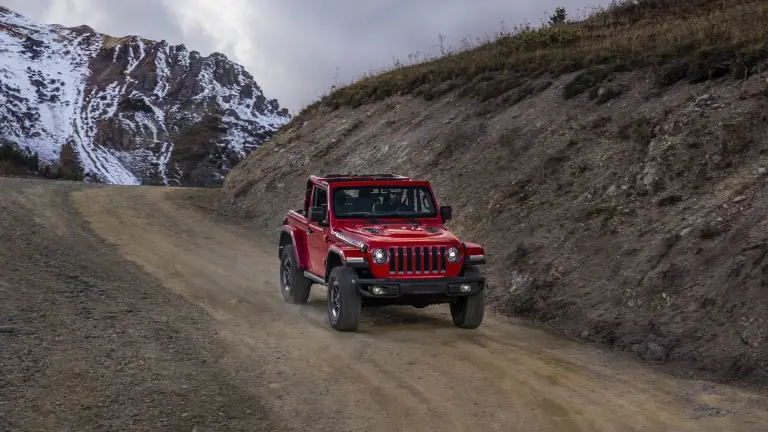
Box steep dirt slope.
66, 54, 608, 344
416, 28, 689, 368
220, 62, 768, 386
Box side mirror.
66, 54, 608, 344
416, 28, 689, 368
440, 205, 452, 222
308, 206, 327, 224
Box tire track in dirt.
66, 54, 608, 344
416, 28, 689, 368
0, 179, 283, 431
69, 184, 768, 432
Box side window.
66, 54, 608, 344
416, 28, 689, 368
417, 189, 434, 213
303, 181, 313, 213
312, 186, 328, 210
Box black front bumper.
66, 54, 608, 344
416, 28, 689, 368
353, 275, 486, 298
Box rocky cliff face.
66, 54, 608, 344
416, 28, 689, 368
0, 6, 290, 186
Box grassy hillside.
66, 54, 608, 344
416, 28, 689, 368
220, 0, 768, 389
295, 0, 768, 116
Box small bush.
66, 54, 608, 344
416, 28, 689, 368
0, 141, 84, 181
0, 142, 39, 171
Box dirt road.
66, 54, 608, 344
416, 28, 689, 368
2, 178, 768, 431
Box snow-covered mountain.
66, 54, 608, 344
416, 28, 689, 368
0, 6, 290, 186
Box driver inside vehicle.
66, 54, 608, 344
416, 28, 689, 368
373, 188, 408, 213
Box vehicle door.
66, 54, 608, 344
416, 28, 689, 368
307, 184, 329, 277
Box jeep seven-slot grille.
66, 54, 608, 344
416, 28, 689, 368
388, 246, 447, 274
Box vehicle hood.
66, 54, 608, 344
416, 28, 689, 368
336, 223, 459, 244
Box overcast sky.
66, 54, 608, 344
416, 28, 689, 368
3, 0, 604, 113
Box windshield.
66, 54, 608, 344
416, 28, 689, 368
332, 185, 437, 219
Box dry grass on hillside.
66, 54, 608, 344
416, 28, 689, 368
297, 0, 768, 118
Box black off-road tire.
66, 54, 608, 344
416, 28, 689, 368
327, 266, 362, 332
450, 266, 485, 329
280, 244, 312, 304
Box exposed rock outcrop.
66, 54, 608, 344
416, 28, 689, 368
0, 7, 290, 186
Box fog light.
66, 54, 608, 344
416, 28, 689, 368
372, 286, 385, 295
460, 284, 472, 293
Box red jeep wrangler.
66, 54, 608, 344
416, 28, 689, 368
278, 174, 487, 332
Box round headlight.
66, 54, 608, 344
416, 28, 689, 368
446, 246, 460, 263
371, 248, 388, 264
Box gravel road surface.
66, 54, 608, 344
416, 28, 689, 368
2, 177, 767, 431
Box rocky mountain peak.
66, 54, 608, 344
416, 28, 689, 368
0, 6, 290, 186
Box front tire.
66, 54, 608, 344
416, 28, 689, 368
280, 244, 312, 304
327, 266, 361, 332
450, 266, 485, 329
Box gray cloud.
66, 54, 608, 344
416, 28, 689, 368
2, 0, 605, 112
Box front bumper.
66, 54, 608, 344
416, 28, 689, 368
353, 275, 486, 298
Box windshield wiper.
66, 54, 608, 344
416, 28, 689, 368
341, 211, 380, 224
391, 208, 420, 225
